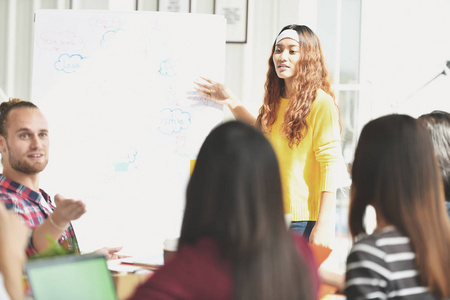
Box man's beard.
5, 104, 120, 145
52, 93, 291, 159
6, 145, 48, 175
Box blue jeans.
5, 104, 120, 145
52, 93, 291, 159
290, 221, 316, 239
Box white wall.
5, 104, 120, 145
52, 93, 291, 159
2, 0, 450, 136
3, 0, 450, 119
360, 0, 450, 119
0, 0, 321, 116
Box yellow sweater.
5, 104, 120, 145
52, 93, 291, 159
266, 89, 342, 221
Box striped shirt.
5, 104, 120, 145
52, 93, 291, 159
345, 227, 438, 300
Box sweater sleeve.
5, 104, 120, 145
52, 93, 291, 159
310, 91, 343, 192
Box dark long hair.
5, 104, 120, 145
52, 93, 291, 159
256, 24, 340, 148
350, 114, 450, 298
180, 121, 314, 300
418, 110, 450, 202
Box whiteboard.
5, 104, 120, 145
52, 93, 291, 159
31, 10, 226, 256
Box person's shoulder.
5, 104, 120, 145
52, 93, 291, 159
0, 185, 21, 203
315, 89, 333, 103
349, 227, 410, 258
141, 238, 231, 300
0, 175, 19, 192
166, 238, 228, 273
350, 233, 380, 252
0, 175, 9, 189
354, 226, 404, 243
311, 89, 334, 112
0, 177, 22, 202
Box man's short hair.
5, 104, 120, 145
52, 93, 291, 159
0, 99, 38, 137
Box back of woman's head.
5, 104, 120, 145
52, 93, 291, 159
181, 121, 286, 249
418, 110, 450, 201
350, 114, 450, 298
350, 114, 444, 234
181, 121, 314, 300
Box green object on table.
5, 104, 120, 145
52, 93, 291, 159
29, 235, 77, 260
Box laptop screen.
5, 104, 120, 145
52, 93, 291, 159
25, 253, 117, 300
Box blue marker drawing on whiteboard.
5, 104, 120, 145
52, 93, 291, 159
54, 53, 86, 73
128, 149, 137, 164
100, 29, 123, 48
159, 108, 191, 135
113, 149, 138, 172
158, 59, 177, 77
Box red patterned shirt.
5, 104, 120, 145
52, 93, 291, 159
0, 175, 79, 256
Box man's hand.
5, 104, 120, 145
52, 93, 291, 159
51, 194, 86, 228
95, 246, 129, 260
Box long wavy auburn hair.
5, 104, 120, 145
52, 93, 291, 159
256, 24, 338, 148
350, 115, 450, 298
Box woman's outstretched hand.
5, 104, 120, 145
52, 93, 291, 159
194, 76, 256, 125
194, 77, 238, 108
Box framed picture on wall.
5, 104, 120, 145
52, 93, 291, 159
157, 0, 191, 13
214, 0, 248, 43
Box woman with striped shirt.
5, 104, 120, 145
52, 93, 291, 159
345, 114, 450, 300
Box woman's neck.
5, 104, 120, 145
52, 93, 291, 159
282, 78, 295, 99
375, 214, 393, 232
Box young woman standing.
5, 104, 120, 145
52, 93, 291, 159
196, 25, 343, 247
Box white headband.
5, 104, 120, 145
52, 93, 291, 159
275, 29, 299, 44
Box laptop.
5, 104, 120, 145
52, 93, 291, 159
25, 253, 117, 300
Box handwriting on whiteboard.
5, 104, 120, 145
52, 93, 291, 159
38, 31, 84, 52
54, 53, 86, 73
159, 108, 191, 135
